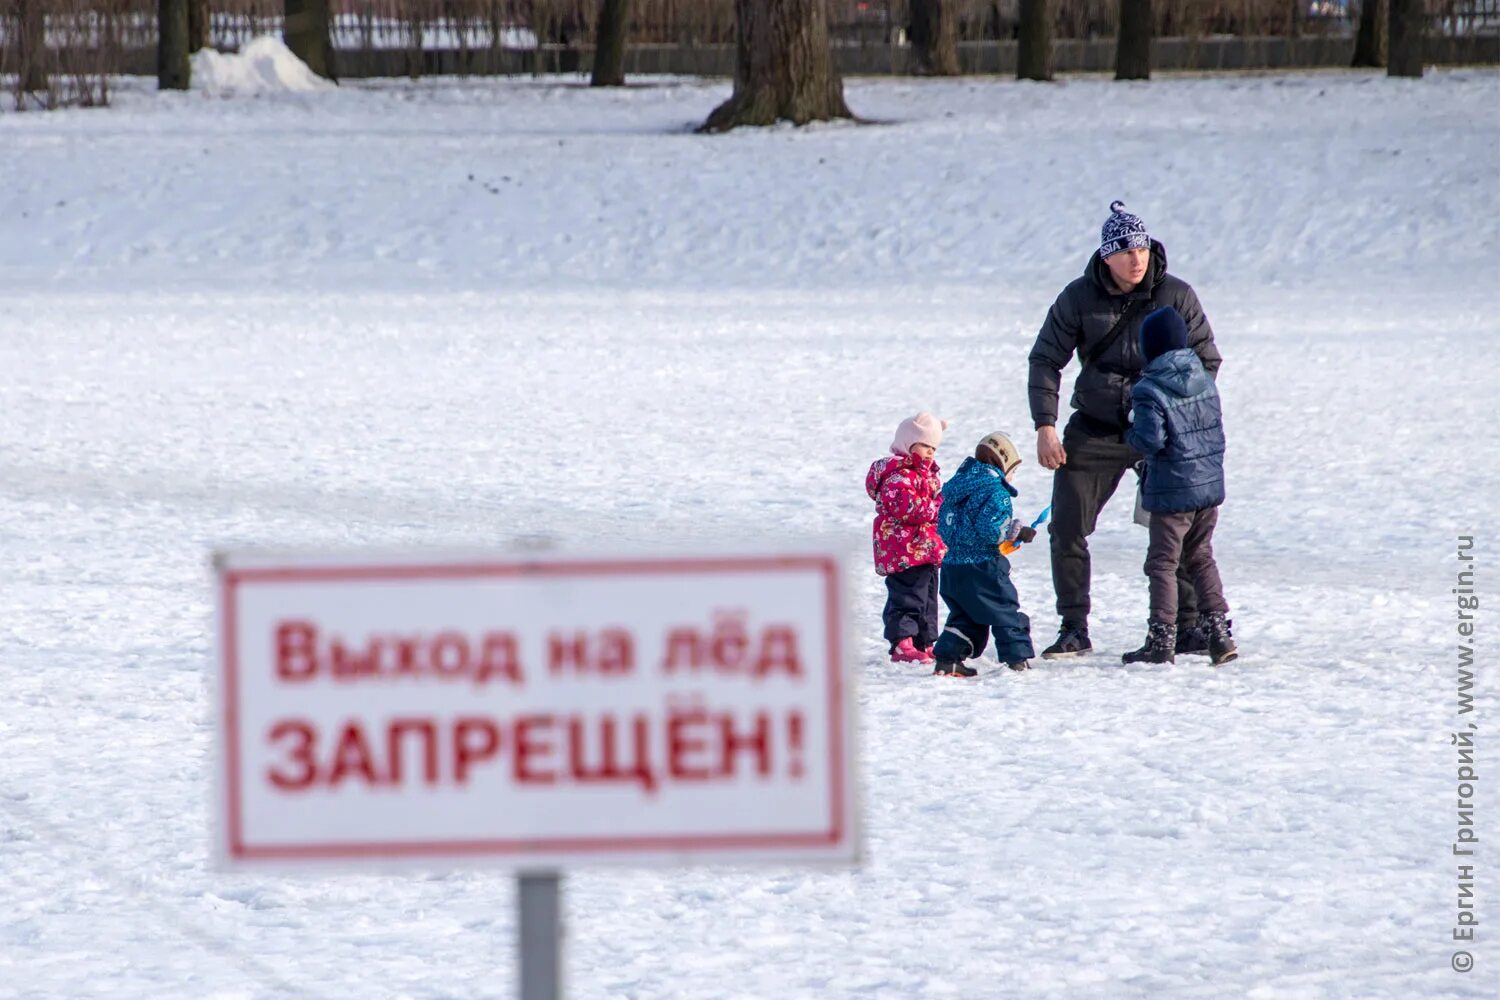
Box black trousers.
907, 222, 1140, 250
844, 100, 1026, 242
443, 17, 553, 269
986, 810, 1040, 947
883, 563, 940, 650
1049, 413, 1199, 626
932, 558, 1035, 664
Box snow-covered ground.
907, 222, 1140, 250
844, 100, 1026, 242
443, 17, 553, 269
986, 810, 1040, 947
2, 71, 1498, 998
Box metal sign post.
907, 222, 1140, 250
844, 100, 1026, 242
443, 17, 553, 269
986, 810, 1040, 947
518, 871, 562, 1000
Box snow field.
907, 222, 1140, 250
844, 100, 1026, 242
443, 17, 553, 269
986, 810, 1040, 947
2, 69, 1498, 999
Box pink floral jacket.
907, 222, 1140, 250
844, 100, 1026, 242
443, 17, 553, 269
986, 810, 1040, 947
865, 454, 946, 576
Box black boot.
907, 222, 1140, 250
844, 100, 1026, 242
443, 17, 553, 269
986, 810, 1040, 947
933, 660, 978, 677
1175, 623, 1209, 656
1203, 612, 1238, 665
1007, 660, 1031, 671
1041, 621, 1091, 659
1122, 621, 1176, 664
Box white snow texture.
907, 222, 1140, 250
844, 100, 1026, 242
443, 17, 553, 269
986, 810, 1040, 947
1, 69, 1498, 999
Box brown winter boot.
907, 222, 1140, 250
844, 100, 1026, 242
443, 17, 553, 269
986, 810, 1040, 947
1202, 612, 1238, 665
1121, 621, 1176, 665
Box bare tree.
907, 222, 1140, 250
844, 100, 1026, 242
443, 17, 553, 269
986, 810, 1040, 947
406, 3, 423, 78
1387, 0, 1422, 77
159, 0, 190, 90
1352, 0, 1387, 67
1017, 0, 1051, 81
189, 0, 210, 52
14, 0, 49, 95
591, 0, 631, 85
701, 0, 853, 132
1115, 0, 1151, 80
909, 0, 960, 76
284, 0, 335, 79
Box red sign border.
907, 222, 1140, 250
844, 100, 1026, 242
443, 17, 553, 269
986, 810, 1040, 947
219, 554, 848, 862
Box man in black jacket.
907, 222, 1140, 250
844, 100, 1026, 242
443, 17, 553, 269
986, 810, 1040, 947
1027, 202, 1222, 659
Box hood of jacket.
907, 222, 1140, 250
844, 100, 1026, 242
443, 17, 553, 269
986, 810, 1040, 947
943, 457, 1018, 504
867, 452, 937, 501
1139, 347, 1213, 399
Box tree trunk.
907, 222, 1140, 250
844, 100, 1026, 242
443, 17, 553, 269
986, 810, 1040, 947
1115, 0, 1152, 80
909, 0, 960, 76
591, 0, 631, 85
530, 0, 547, 76
188, 0, 211, 52
407, 13, 423, 78
16, 0, 50, 94
1352, 0, 1386, 67
158, 0, 190, 90
1017, 0, 1051, 81
701, 0, 853, 132
1387, 0, 1422, 77
284, 0, 336, 80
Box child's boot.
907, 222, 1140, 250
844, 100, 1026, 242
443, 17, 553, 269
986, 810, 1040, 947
1175, 622, 1210, 656
933, 660, 977, 677
890, 638, 926, 664
1202, 612, 1238, 665
1122, 621, 1176, 664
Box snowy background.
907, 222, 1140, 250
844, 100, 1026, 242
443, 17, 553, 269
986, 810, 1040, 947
2, 59, 1498, 998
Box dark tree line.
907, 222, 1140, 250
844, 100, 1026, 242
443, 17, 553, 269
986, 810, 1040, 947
151, 0, 1428, 110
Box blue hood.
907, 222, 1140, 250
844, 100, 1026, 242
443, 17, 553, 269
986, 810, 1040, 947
943, 457, 1016, 505
1140, 347, 1213, 399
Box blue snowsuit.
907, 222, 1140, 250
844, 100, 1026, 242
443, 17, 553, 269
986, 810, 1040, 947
931, 458, 1036, 665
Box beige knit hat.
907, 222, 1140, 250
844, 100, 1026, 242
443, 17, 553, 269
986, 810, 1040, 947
976, 432, 1022, 475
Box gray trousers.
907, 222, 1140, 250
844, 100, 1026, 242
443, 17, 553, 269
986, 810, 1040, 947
1146, 507, 1229, 625
1051, 414, 1199, 626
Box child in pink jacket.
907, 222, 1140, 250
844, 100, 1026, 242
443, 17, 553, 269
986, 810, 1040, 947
866, 412, 948, 664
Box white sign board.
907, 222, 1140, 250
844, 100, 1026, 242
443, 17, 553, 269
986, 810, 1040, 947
213, 548, 857, 870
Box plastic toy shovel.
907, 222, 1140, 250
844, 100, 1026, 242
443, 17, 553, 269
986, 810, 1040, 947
999, 504, 1053, 556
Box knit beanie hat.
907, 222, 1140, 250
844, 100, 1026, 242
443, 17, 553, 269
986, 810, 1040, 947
1099, 200, 1151, 259
891, 412, 947, 455
975, 432, 1022, 475
1139, 306, 1190, 362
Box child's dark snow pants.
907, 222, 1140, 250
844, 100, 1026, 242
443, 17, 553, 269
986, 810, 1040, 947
882, 563, 940, 651
933, 556, 1035, 664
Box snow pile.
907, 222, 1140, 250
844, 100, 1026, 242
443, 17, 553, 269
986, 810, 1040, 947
190, 36, 334, 96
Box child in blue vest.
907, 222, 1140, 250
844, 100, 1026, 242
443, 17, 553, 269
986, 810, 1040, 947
931, 433, 1038, 677
1123, 306, 1237, 666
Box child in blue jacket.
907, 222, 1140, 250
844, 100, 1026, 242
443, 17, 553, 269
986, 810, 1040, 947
931, 433, 1038, 677
1123, 306, 1237, 666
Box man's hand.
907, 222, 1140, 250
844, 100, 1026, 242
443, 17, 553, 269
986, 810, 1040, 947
1037, 426, 1067, 470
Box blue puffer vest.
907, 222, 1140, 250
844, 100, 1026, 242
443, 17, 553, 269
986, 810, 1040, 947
1126, 347, 1226, 514
937, 457, 1018, 565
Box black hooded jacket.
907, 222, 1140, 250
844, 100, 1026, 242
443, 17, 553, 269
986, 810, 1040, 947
1027, 241, 1221, 431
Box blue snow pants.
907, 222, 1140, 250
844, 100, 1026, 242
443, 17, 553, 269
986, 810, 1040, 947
932, 557, 1035, 665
